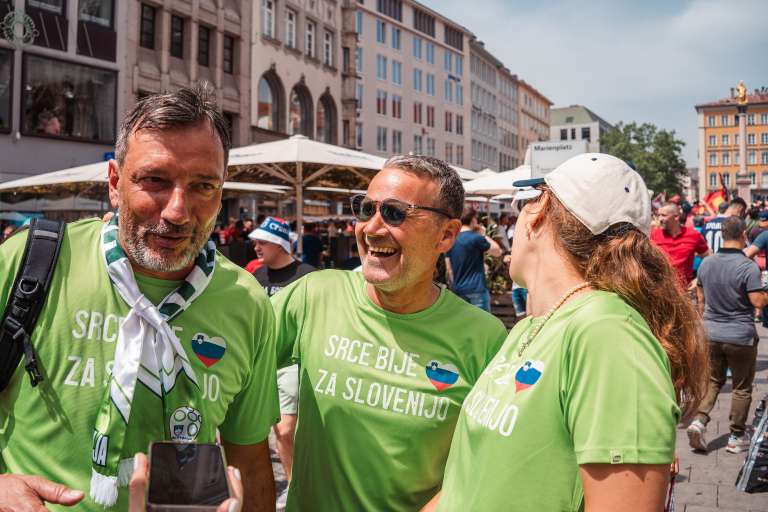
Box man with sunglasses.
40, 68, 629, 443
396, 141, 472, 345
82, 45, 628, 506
271, 155, 507, 511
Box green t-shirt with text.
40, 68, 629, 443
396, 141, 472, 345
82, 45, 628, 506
0, 219, 280, 511
437, 291, 680, 511
271, 270, 507, 511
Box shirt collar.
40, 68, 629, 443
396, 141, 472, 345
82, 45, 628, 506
718, 247, 744, 254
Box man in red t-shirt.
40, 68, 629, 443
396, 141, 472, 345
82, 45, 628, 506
651, 202, 711, 288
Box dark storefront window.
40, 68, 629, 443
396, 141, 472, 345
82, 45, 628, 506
223, 35, 234, 74
22, 54, 117, 143
79, 0, 113, 28
0, 50, 11, 133
140, 3, 156, 49
170, 15, 184, 58
28, 0, 64, 15
198, 25, 210, 66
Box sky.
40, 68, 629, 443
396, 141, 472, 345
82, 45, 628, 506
420, 0, 767, 167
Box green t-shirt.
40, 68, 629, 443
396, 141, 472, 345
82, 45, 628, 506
0, 219, 280, 511
271, 270, 507, 511
437, 291, 680, 512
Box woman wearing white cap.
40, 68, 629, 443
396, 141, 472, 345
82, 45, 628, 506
426, 154, 708, 511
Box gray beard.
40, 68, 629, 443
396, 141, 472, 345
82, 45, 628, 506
119, 211, 215, 274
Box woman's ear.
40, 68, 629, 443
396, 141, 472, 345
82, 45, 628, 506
527, 191, 551, 232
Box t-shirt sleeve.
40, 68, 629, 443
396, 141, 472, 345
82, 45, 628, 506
562, 314, 678, 465
270, 275, 308, 369
218, 293, 280, 444
474, 233, 491, 252
694, 231, 709, 254
752, 230, 768, 251
743, 261, 764, 292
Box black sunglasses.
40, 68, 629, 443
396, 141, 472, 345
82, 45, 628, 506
350, 194, 453, 226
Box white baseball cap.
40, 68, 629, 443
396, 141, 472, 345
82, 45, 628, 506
513, 153, 652, 235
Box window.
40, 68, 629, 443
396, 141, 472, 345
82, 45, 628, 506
392, 94, 402, 119
560, 128, 568, 141
426, 73, 434, 96
735, 134, 740, 145
426, 137, 435, 157
79, 0, 114, 28
763, 133, 768, 145
707, 115, 715, 127
355, 10, 363, 34
748, 114, 755, 125
22, 54, 117, 142
355, 83, 363, 109
376, 20, 386, 44
708, 135, 716, 146
289, 86, 312, 136
413, 102, 422, 124
426, 42, 434, 64
286, 9, 297, 48
426, 105, 434, 127
376, 54, 387, 80
456, 85, 463, 106
29, 0, 64, 15
456, 56, 463, 77
305, 21, 316, 58
316, 95, 336, 144
723, 173, 730, 187
722, 134, 729, 145
377, 0, 403, 21
377, 126, 388, 151
443, 79, 452, 102
323, 31, 333, 66
139, 4, 156, 49
762, 151, 768, 164
392, 130, 402, 153
413, 36, 422, 59
356, 122, 363, 148
413, 8, 435, 37
392, 60, 402, 85
356, 47, 363, 73
343, 47, 350, 72
748, 151, 756, 165
722, 152, 730, 165
223, 35, 235, 73
748, 133, 756, 145
413, 68, 422, 92
256, 75, 281, 131
197, 25, 210, 66
454, 145, 463, 165
391, 27, 401, 50
762, 113, 768, 125
444, 51, 452, 72
0, 50, 11, 132
376, 90, 387, 115
581, 127, 590, 141
444, 25, 463, 51
444, 111, 452, 132
413, 134, 423, 153
170, 15, 184, 58
262, 0, 275, 38
721, 115, 728, 127
709, 153, 716, 166
456, 115, 463, 135
445, 142, 453, 163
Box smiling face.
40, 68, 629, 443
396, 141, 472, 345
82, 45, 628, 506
108, 121, 226, 279
658, 204, 681, 232
355, 167, 460, 293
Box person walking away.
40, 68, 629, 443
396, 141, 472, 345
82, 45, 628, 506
301, 223, 324, 267
701, 197, 747, 253
427, 153, 708, 512
688, 216, 768, 453
445, 208, 502, 312
248, 216, 315, 488
492, 213, 511, 253
650, 202, 710, 289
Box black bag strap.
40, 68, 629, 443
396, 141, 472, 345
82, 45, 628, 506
0, 218, 65, 390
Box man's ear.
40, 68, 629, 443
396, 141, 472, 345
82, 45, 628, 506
107, 159, 120, 210
436, 218, 461, 253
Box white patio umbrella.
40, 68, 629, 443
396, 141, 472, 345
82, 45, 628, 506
462, 165, 532, 196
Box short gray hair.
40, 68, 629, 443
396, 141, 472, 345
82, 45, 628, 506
115, 82, 231, 167
722, 215, 746, 241
382, 155, 464, 218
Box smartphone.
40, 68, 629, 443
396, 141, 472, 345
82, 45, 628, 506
146, 442, 231, 511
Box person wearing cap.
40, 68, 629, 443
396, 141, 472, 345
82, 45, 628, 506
748, 209, 768, 243
248, 217, 315, 488
270, 155, 507, 511
427, 153, 708, 512
650, 202, 710, 289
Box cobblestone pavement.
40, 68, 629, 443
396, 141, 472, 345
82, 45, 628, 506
675, 325, 768, 512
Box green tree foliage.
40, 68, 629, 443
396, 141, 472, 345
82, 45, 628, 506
600, 122, 687, 195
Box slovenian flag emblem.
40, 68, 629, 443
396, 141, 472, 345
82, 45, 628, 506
514, 360, 545, 392
191, 332, 227, 367
425, 360, 460, 391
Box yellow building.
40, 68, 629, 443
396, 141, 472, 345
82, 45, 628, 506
696, 89, 768, 201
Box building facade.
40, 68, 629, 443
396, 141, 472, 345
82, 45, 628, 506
549, 104, 613, 153
497, 67, 519, 170
518, 79, 551, 156
251, 0, 343, 146
0, 0, 126, 181
695, 89, 768, 201
343, 0, 471, 166
468, 39, 499, 171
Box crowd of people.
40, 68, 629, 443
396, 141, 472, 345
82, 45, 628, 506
0, 84, 761, 512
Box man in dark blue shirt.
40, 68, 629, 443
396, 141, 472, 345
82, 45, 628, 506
701, 197, 747, 253
446, 207, 502, 311
301, 222, 324, 267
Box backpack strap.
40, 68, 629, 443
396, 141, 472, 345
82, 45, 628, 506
0, 218, 65, 390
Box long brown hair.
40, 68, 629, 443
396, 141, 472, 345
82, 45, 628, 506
532, 189, 709, 415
